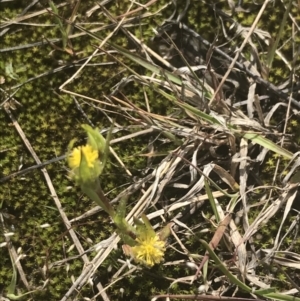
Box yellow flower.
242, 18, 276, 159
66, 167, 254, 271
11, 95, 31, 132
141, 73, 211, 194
68, 147, 81, 169
131, 231, 166, 267
68, 144, 98, 169
67, 144, 101, 183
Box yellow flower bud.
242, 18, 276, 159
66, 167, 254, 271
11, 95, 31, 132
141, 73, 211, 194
68, 144, 100, 183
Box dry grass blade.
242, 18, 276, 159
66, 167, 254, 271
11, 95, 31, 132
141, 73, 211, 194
243, 183, 299, 241
2, 0, 300, 299
61, 15, 298, 297
152, 296, 267, 301
3, 107, 110, 301
261, 249, 300, 269
209, 0, 271, 105
0, 212, 30, 292
266, 0, 293, 71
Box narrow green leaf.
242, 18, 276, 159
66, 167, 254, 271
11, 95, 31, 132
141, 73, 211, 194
200, 239, 300, 301
204, 179, 220, 223
7, 252, 38, 300
263, 292, 300, 301
49, 0, 67, 49
72, 23, 292, 160
240, 132, 292, 159
200, 239, 251, 293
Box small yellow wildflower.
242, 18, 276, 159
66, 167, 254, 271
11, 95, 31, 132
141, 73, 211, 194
68, 144, 101, 183
68, 144, 98, 169
68, 147, 81, 169
131, 231, 166, 267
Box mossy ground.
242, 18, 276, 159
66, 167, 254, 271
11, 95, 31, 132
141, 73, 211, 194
1, 0, 300, 300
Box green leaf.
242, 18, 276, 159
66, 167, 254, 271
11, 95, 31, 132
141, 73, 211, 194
82, 124, 106, 153
72, 24, 292, 161
200, 239, 300, 301
200, 239, 251, 293
6, 252, 38, 300
114, 197, 128, 223
205, 179, 220, 223
238, 132, 292, 159
49, 0, 68, 49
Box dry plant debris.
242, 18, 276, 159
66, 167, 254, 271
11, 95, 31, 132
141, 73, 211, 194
1, 0, 300, 300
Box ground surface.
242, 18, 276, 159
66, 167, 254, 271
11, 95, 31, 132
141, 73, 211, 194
1, 1, 300, 301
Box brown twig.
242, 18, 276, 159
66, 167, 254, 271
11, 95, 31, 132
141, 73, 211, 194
195, 213, 232, 278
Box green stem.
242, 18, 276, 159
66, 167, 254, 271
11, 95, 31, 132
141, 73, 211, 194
81, 180, 115, 218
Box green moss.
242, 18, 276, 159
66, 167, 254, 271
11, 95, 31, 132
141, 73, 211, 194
1, 0, 299, 299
